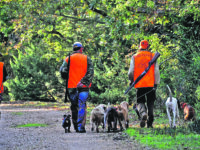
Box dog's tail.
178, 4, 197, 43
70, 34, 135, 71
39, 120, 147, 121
166, 85, 172, 102
104, 107, 112, 131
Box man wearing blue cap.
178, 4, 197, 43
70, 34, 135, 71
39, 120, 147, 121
60, 42, 94, 133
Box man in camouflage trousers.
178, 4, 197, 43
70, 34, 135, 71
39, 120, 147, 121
128, 40, 160, 128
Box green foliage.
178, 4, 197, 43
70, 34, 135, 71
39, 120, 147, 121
188, 119, 200, 134
126, 127, 200, 150
6, 44, 61, 101
0, 0, 199, 107
90, 51, 130, 104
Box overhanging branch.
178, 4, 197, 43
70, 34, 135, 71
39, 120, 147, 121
84, 0, 108, 17
58, 14, 105, 24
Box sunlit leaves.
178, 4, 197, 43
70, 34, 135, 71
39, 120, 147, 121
147, 1, 154, 8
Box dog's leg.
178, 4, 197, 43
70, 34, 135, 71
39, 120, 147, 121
172, 108, 176, 128
108, 119, 112, 132
96, 122, 99, 133
91, 121, 94, 131
176, 104, 180, 125
125, 113, 129, 128
113, 117, 118, 132
95, 122, 98, 133
118, 117, 123, 131
126, 119, 129, 129
68, 121, 71, 132
102, 118, 105, 129
166, 106, 172, 127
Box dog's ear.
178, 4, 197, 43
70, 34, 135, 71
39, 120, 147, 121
118, 105, 122, 110
103, 106, 107, 111
126, 103, 129, 110
180, 102, 187, 109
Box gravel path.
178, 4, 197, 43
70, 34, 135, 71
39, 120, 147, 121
0, 104, 149, 150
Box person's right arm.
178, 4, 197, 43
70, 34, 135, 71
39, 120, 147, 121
3, 65, 8, 82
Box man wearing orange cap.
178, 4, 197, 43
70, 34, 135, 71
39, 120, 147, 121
128, 40, 160, 128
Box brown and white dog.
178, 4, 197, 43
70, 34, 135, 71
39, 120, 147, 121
117, 101, 129, 130
90, 104, 107, 133
180, 102, 196, 121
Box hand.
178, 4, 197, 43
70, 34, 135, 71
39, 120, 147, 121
129, 80, 133, 86
77, 82, 84, 88
62, 67, 68, 73
154, 84, 157, 90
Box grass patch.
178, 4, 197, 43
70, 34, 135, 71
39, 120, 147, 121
16, 123, 47, 128
11, 112, 23, 115
126, 127, 200, 150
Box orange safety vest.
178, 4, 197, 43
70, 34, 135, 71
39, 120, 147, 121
0, 62, 4, 93
65, 53, 91, 88
133, 51, 155, 88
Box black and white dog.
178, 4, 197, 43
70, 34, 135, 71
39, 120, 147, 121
62, 114, 71, 133
165, 85, 180, 128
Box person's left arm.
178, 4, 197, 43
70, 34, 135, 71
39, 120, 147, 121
59, 58, 68, 79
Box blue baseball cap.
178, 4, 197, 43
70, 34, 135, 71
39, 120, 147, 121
73, 42, 83, 51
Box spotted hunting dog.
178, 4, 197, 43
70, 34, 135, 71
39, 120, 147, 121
165, 85, 180, 128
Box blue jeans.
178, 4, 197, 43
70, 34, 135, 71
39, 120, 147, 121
69, 89, 89, 129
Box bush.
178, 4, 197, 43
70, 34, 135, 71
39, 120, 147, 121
6, 44, 61, 101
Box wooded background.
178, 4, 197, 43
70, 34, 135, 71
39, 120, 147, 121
0, 0, 200, 110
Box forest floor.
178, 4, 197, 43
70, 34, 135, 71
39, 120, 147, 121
0, 101, 154, 150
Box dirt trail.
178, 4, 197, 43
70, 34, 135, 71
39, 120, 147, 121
0, 103, 149, 150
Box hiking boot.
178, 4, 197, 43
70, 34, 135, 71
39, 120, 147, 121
147, 124, 153, 128
78, 126, 86, 133
147, 121, 153, 128
140, 114, 147, 128
72, 121, 78, 132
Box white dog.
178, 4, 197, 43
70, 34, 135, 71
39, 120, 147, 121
165, 85, 180, 128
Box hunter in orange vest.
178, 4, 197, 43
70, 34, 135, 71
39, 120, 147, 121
128, 40, 160, 128
60, 42, 94, 133
0, 53, 8, 103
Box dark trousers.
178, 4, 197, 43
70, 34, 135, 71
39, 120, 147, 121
0, 94, 3, 103
136, 87, 156, 126
68, 88, 89, 130
69, 89, 79, 130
